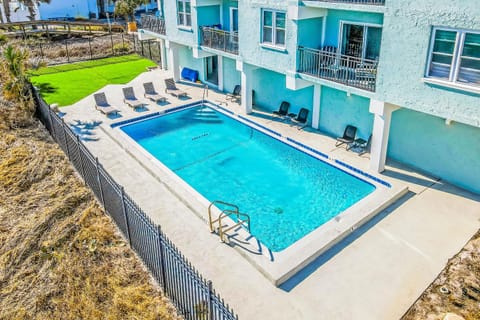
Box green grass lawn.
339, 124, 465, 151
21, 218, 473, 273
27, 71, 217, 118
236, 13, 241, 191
30, 55, 156, 106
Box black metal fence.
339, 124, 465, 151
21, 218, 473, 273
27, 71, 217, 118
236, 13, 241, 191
20, 33, 136, 65
134, 36, 162, 65
33, 89, 238, 320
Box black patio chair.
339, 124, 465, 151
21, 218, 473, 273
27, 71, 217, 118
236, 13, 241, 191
289, 108, 309, 130
347, 134, 372, 156
335, 125, 357, 147
226, 85, 241, 102
272, 101, 290, 117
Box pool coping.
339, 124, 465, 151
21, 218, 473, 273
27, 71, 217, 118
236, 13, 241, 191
105, 100, 409, 286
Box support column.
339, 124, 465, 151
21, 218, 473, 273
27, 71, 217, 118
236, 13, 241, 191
312, 84, 321, 129
159, 38, 167, 70
240, 68, 253, 113
369, 100, 400, 172
217, 56, 224, 91
166, 41, 180, 81
237, 60, 256, 114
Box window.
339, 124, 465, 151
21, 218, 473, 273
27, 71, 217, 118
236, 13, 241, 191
340, 23, 382, 61
427, 28, 480, 87
177, 0, 191, 27
262, 10, 286, 47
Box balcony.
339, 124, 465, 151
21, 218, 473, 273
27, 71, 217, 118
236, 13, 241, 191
200, 27, 238, 55
140, 14, 166, 35
297, 46, 378, 92
304, 0, 385, 5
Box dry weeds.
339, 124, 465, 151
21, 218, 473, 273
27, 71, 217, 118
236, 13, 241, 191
402, 231, 480, 320
0, 115, 181, 319
8, 34, 134, 66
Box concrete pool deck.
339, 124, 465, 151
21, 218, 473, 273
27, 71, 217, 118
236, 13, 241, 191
60, 69, 480, 320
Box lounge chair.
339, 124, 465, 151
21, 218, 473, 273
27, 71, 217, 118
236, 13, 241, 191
347, 134, 372, 155
335, 125, 357, 147
122, 87, 144, 109
289, 108, 309, 130
164, 78, 188, 98
226, 85, 241, 102
272, 101, 290, 117
93, 92, 119, 115
143, 82, 167, 103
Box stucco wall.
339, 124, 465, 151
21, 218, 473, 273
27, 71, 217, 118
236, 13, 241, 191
164, 0, 197, 47
238, 0, 297, 74
197, 5, 220, 28
377, 0, 480, 128
318, 86, 373, 140
252, 68, 313, 119
388, 108, 480, 194
324, 9, 383, 47
297, 17, 323, 49
222, 57, 241, 94
221, 0, 238, 31
178, 46, 204, 81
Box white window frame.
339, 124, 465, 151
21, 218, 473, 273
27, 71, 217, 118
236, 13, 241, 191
261, 9, 286, 48
338, 20, 383, 61
177, 0, 191, 27
230, 7, 238, 33
426, 26, 480, 88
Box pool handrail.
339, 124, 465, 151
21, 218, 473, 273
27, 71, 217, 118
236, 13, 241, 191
208, 200, 239, 232
218, 209, 251, 243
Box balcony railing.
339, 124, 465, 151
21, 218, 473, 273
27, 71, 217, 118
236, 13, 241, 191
140, 14, 166, 35
297, 46, 378, 92
305, 0, 385, 5
200, 26, 238, 55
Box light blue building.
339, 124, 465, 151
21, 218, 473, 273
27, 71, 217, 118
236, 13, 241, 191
139, 0, 480, 194
37, 0, 158, 20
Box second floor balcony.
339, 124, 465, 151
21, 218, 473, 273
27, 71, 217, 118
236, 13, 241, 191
297, 46, 378, 92
140, 14, 166, 36
200, 26, 238, 55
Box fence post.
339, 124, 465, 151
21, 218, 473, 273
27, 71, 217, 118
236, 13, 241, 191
121, 33, 125, 50
47, 102, 56, 138
39, 42, 44, 59
95, 157, 106, 208
120, 186, 132, 246
61, 118, 71, 160
110, 33, 115, 55
148, 41, 153, 60
88, 37, 93, 59
132, 34, 136, 52
156, 225, 167, 292
207, 280, 213, 320
65, 39, 70, 63
76, 135, 87, 183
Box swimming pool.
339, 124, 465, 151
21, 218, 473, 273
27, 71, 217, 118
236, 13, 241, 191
120, 104, 376, 252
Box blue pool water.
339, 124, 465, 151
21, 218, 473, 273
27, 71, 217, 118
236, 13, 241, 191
120, 105, 376, 251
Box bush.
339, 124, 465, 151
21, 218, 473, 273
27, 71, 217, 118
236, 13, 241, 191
0, 33, 8, 45
113, 43, 130, 53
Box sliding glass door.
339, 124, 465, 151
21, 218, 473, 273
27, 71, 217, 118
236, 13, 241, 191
341, 23, 382, 61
